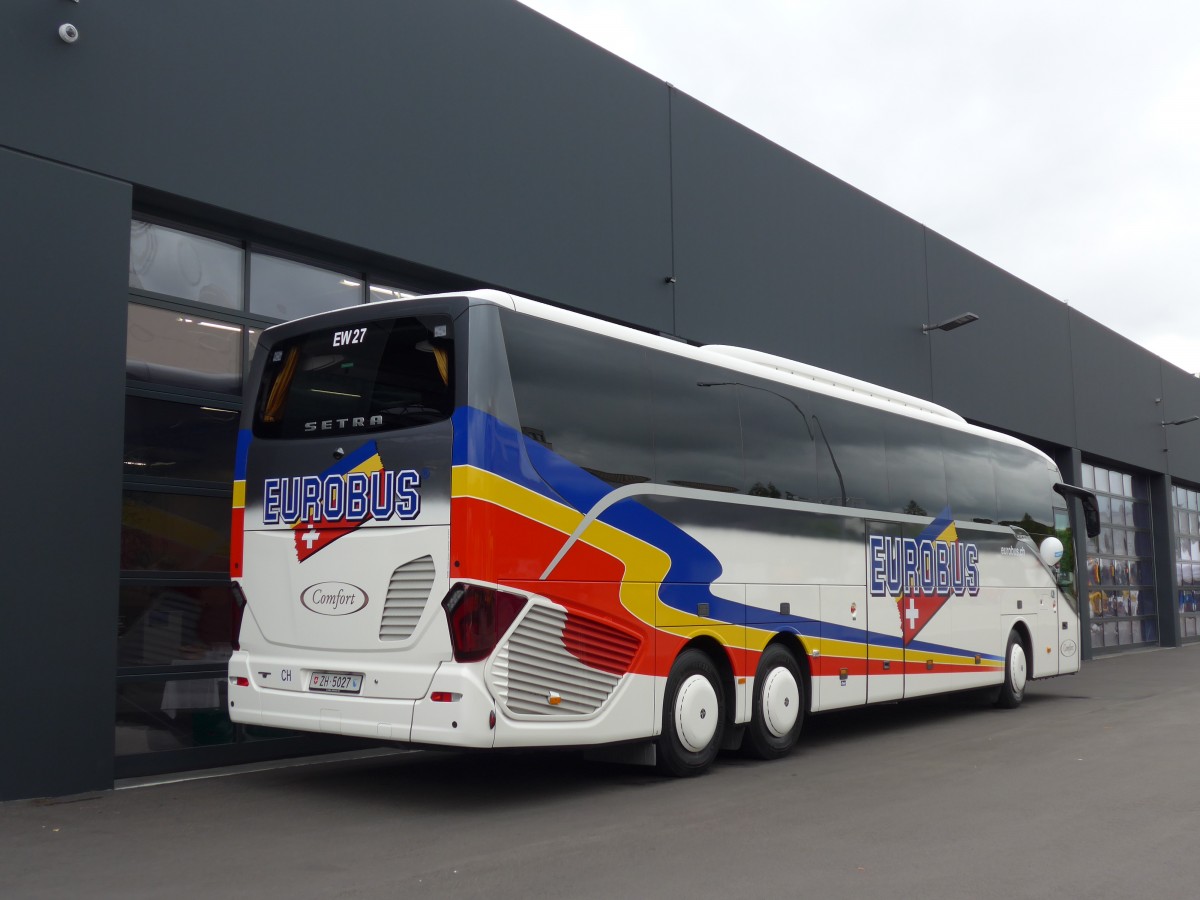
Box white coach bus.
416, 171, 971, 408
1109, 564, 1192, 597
228, 290, 1098, 775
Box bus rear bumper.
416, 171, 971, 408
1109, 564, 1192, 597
227, 654, 498, 748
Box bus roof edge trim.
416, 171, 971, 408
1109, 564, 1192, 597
703, 345, 965, 423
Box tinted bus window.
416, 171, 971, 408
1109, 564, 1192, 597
503, 314, 653, 487
885, 415, 948, 517
253, 315, 453, 439
943, 430, 998, 524
992, 442, 1054, 537
737, 380, 817, 501
810, 396, 888, 510
654, 358, 743, 493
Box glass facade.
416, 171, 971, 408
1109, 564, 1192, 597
1081, 463, 1157, 651
1173, 484, 1200, 642
118, 217, 436, 774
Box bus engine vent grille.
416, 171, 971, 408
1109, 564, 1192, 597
492, 605, 638, 716
379, 555, 435, 641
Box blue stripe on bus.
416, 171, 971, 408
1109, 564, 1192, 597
234, 428, 253, 480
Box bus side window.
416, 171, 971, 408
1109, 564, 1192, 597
502, 313, 654, 488
885, 415, 948, 517
992, 442, 1054, 538
736, 379, 817, 502
943, 430, 998, 525
652, 358, 743, 494
809, 396, 888, 510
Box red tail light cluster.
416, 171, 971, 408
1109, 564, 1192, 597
442, 584, 528, 663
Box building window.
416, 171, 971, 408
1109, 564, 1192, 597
248, 253, 363, 320
1081, 463, 1157, 651
117, 217, 442, 770
129, 220, 244, 309
1173, 484, 1200, 642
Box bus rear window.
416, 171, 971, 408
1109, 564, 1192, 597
253, 316, 453, 439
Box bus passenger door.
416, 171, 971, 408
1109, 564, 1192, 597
864, 521, 904, 703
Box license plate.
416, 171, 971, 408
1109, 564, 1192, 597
308, 671, 363, 694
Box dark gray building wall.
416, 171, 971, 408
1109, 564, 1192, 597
925, 233, 1077, 448
0, 149, 131, 800
0, 0, 675, 331
1160, 366, 1200, 485
669, 92, 932, 400
1069, 310, 1171, 474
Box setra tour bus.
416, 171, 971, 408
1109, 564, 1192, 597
228, 290, 1099, 775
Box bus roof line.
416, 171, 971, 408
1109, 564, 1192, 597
703, 345, 965, 423
498, 292, 966, 424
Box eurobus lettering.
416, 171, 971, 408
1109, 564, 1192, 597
228, 290, 1098, 776
261, 470, 421, 525
868, 534, 980, 598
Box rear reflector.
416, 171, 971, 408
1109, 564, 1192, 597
430, 692, 462, 703
232, 676, 249, 687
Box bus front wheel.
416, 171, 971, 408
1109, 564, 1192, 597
744, 644, 805, 760
996, 630, 1028, 709
657, 649, 725, 777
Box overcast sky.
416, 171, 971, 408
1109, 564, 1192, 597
517, 0, 1200, 374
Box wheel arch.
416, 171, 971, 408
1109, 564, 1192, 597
1010, 618, 1034, 675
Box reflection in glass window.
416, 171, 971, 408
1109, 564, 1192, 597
654, 359, 742, 493
126, 303, 242, 394
118, 583, 235, 667
115, 677, 231, 755
368, 284, 419, 302
121, 491, 231, 572
123, 397, 239, 481
737, 380, 817, 502
992, 442, 1054, 537
129, 221, 243, 308
503, 313, 654, 488
884, 415, 947, 517
943, 430, 997, 524
249, 254, 363, 321
809, 396, 887, 509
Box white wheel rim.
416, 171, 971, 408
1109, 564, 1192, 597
674, 674, 719, 753
761, 666, 800, 738
1010, 643, 1027, 694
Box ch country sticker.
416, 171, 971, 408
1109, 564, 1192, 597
867, 509, 979, 645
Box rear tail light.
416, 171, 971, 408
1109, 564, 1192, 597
442, 584, 528, 663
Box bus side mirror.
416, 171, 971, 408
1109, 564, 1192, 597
1080, 494, 1101, 539
1053, 483, 1101, 539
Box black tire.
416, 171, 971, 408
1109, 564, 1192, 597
657, 649, 726, 777
744, 643, 805, 760
995, 629, 1028, 709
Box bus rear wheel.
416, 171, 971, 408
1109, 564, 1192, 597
745, 644, 805, 760
657, 649, 725, 777
995, 630, 1028, 709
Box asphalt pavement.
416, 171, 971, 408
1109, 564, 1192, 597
4, 644, 1200, 899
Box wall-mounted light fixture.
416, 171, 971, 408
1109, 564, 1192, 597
921, 312, 979, 334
